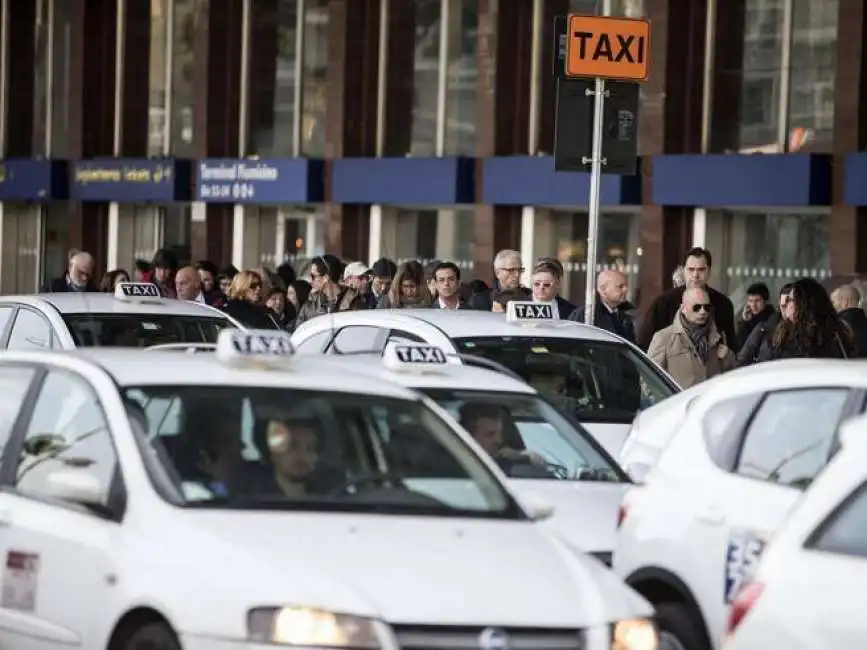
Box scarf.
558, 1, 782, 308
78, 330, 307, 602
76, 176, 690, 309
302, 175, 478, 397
680, 313, 710, 363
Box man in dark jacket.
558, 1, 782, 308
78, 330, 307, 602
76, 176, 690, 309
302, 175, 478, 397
736, 282, 776, 350
736, 283, 792, 366
569, 269, 635, 343
637, 247, 737, 352
41, 250, 98, 292
832, 283, 867, 357
469, 249, 530, 311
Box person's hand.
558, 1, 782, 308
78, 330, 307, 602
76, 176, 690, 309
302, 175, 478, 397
524, 451, 547, 467
741, 304, 753, 321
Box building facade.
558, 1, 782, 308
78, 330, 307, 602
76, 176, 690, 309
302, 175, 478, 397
0, 0, 863, 307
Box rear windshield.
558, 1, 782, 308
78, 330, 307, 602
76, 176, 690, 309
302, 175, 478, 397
453, 336, 678, 423
64, 314, 229, 348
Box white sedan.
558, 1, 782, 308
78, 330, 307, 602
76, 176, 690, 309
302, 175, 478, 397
0, 282, 239, 350
0, 328, 658, 650
290, 303, 680, 456
614, 359, 867, 650
330, 343, 632, 565
724, 412, 867, 648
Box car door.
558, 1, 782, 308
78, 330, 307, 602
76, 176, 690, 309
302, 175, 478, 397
0, 367, 124, 650
697, 387, 857, 643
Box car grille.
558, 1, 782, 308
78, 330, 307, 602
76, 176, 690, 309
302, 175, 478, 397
391, 625, 583, 650
589, 551, 612, 567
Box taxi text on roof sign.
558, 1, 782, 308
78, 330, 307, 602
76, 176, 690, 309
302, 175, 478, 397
115, 282, 161, 300
565, 15, 651, 81
506, 301, 558, 322
226, 330, 294, 356
394, 345, 448, 365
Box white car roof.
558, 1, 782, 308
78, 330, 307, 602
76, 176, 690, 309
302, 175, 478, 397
317, 354, 538, 394
0, 293, 232, 318
296, 308, 623, 342
66, 348, 420, 399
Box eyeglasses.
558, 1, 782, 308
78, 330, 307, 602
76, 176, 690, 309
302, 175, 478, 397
533, 281, 554, 289
497, 267, 524, 275
691, 303, 712, 313
250, 282, 262, 290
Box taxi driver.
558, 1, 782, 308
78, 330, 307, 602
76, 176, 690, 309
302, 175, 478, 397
265, 418, 320, 497
459, 403, 546, 468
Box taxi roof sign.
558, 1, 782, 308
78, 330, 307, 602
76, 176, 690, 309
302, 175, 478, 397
114, 282, 162, 302
506, 301, 558, 324
216, 328, 294, 367
383, 343, 449, 372
565, 15, 650, 81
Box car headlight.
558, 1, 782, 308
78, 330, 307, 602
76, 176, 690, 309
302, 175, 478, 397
611, 618, 658, 650
248, 606, 384, 648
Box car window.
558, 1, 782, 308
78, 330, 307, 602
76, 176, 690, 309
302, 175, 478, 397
63, 314, 227, 347
703, 393, 764, 471
453, 336, 677, 423
328, 326, 383, 354
387, 329, 426, 345
0, 366, 36, 458
294, 330, 330, 354
808, 481, 867, 558
7, 309, 51, 350
15, 370, 118, 507
0, 306, 14, 340
735, 389, 849, 489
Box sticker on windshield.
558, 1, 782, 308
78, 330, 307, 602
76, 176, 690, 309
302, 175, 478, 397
724, 530, 765, 604
142, 322, 160, 330
1, 551, 39, 611
531, 346, 549, 353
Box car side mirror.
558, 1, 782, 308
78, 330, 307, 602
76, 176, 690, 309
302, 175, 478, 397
22, 434, 67, 456
44, 468, 103, 505
626, 461, 651, 484
521, 491, 556, 521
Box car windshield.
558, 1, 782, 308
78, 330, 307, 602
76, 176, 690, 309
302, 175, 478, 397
420, 389, 624, 482
453, 336, 678, 423
123, 385, 520, 518
64, 314, 228, 347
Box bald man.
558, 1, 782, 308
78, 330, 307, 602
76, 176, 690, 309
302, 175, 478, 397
647, 287, 735, 388
832, 284, 867, 357
569, 269, 635, 343
174, 266, 204, 302
41, 250, 97, 292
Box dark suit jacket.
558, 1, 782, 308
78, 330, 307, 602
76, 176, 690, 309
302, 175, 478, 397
40, 276, 98, 293
430, 298, 469, 309
569, 301, 636, 344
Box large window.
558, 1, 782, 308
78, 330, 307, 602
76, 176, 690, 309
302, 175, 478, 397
148, 0, 170, 155
300, 0, 328, 156
443, 0, 477, 155
31, 0, 73, 156
532, 210, 641, 305
705, 210, 830, 301
171, 0, 200, 156
409, 0, 441, 155
249, 0, 299, 157
379, 208, 475, 270
724, 0, 838, 153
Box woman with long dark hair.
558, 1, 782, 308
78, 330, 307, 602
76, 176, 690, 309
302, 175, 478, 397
765, 278, 855, 360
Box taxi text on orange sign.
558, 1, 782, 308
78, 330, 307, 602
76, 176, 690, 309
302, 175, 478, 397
565, 15, 650, 82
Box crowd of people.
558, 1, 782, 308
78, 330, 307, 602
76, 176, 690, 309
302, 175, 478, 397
44, 246, 866, 390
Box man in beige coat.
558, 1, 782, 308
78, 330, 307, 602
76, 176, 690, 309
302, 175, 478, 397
647, 287, 735, 388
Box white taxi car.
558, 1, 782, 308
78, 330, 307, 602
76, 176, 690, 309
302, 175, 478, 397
0, 329, 658, 650
0, 282, 239, 350
290, 301, 680, 456
723, 412, 867, 648
613, 359, 867, 650
324, 342, 631, 565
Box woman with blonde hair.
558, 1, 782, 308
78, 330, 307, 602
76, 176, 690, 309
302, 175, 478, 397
221, 269, 280, 329
378, 261, 432, 308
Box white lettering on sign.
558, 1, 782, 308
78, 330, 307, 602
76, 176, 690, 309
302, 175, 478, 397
394, 346, 448, 364
231, 333, 294, 356
116, 282, 160, 298
512, 302, 555, 320
198, 162, 280, 182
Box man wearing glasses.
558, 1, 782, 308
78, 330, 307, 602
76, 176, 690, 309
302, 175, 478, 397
646, 287, 735, 388
469, 249, 530, 311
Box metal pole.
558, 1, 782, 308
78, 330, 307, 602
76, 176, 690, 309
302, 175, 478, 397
583, 77, 606, 326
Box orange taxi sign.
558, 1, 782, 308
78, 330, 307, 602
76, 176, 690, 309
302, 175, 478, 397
565, 15, 650, 81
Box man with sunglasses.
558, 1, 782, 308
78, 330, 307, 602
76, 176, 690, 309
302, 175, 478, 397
646, 287, 735, 388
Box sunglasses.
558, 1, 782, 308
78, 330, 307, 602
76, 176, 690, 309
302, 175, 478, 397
691, 303, 712, 313
250, 282, 262, 290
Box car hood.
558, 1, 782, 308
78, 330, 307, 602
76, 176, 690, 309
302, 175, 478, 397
508, 479, 629, 555
186, 511, 650, 627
